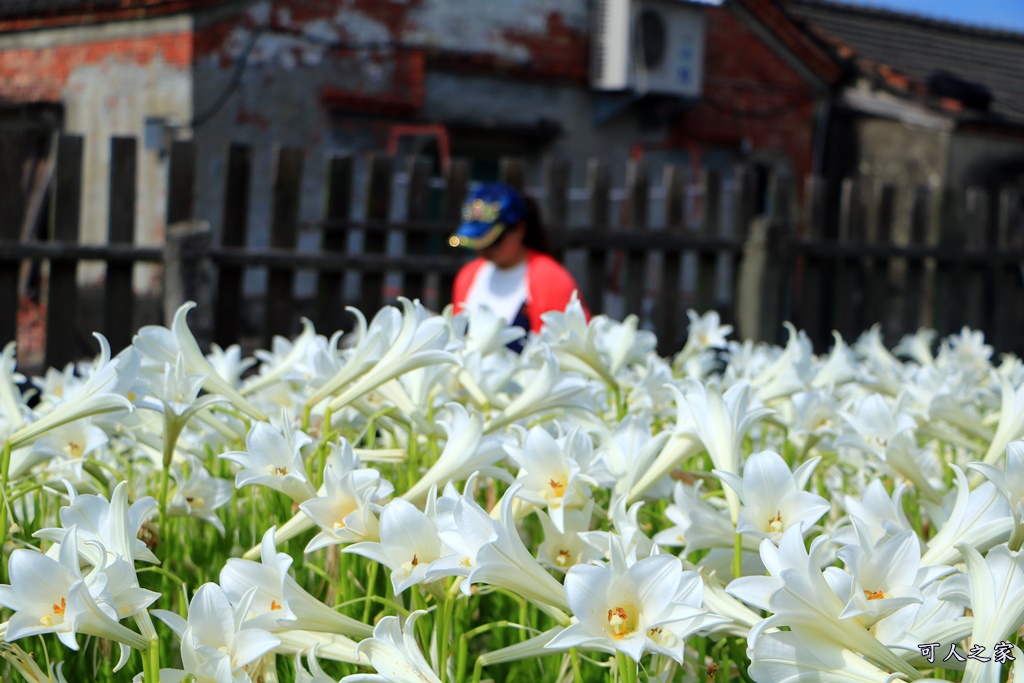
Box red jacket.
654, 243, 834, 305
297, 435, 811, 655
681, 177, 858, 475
452, 250, 590, 333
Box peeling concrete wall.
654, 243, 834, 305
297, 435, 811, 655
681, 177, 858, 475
0, 16, 194, 291
187, 0, 672, 265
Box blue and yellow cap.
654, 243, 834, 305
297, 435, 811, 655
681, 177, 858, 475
448, 183, 526, 249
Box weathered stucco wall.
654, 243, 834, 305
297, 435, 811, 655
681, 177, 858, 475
0, 16, 193, 290
186, 0, 686, 304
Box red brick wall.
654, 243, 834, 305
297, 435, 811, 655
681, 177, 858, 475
0, 32, 192, 103
673, 6, 819, 181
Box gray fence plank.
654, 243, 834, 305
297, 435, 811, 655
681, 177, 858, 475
316, 155, 353, 335
0, 132, 26, 347
622, 161, 648, 318
402, 156, 434, 305
264, 147, 304, 349
585, 159, 610, 316
695, 168, 721, 316
360, 154, 393, 317
657, 164, 687, 356
45, 135, 84, 369
105, 137, 136, 354
215, 143, 251, 348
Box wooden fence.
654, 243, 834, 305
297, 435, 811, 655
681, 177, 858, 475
1, 131, 1023, 373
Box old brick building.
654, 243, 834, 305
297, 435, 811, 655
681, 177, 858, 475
4, 0, 1024, 281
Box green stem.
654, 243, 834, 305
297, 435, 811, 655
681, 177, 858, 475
0, 439, 12, 582
732, 531, 743, 579
616, 651, 636, 683
437, 590, 456, 682
570, 648, 584, 683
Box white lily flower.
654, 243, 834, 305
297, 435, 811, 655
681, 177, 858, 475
6, 334, 133, 451
546, 545, 726, 662
1, 642, 72, 683
837, 393, 917, 462
153, 583, 280, 683
458, 304, 525, 356
748, 630, 925, 683
672, 380, 773, 523
652, 479, 734, 552
506, 426, 597, 532
592, 415, 672, 498
403, 403, 508, 503
294, 646, 340, 683
318, 298, 458, 412
484, 348, 589, 432
339, 610, 441, 683
946, 543, 1024, 683
167, 461, 234, 534
852, 324, 906, 396
969, 440, 1024, 549
133, 302, 268, 420
300, 467, 382, 552
672, 310, 733, 370
920, 465, 1012, 567
222, 418, 317, 502
34, 480, 159, 566
830, 519, 949, 628
424, 487, 498, 592
0, 527, 149, 662
716, 450, 830, 543
578, 496, 657, 564
241, 318, 319, 397
220, 527, 372, 637
536, 501, 601, 573
0, 341, 29, 440
834, 479, 913, 546
468, 484, 570, 611
894, 329, 937, 366
346, 498, 448, 595
30, 418, 108, 482
978, 375, 1024, 468
728, 526, 923, 679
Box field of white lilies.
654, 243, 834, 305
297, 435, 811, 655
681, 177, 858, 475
1, 296, 1023, 683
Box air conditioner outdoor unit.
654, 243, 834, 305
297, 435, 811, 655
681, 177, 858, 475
591, 0, 707, 98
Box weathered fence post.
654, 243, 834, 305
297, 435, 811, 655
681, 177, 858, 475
833, 177, 864, 341
738, 171, 791, 343
105, 136, 137, 354
215, 143, 251, 348
360, 153, 393, 317
994, 189, 1021, 351
866, 182, 896, 337
542, 156, 569, 263
657, 164, 686, 356
964, 187, 990, 332
264, 146, 304, 350
500, 158, 526, 191
167, 139, 195, 226
164, 220, 214, 348
403, 156, 433, 306
45, 135, 84, 369
795, 175, 827, 345
585, 159, 610, 315
695, 168, 721, 316
440, 159, 470, 308
0, 132, 25, 347
316, 155, 353, 335
933, 187, 963, 337
622, 161, 649, 318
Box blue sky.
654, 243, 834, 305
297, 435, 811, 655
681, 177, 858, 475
831, 0, 1024, 32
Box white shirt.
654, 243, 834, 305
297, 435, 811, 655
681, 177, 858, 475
464, 260, 528, 324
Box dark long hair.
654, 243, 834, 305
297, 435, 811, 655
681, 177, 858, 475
521, 196, 554, 256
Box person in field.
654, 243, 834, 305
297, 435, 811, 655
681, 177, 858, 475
449, 183, 589, 339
